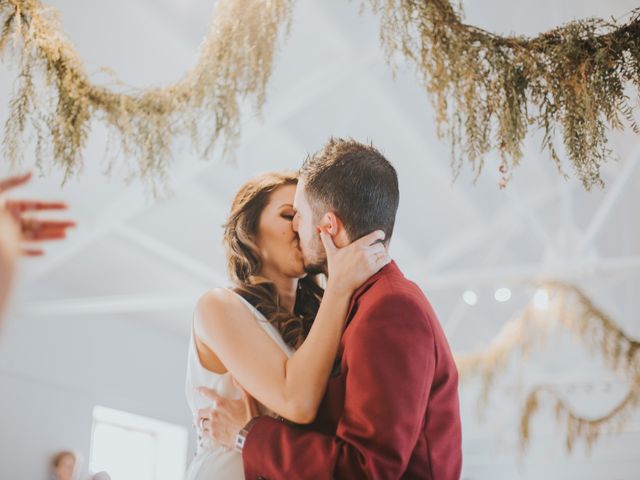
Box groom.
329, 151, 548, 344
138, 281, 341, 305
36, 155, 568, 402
200, 138, 462, 479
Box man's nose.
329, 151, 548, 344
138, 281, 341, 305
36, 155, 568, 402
292, 214, 299, 232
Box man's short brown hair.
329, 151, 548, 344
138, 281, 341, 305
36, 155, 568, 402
300, 138, 399, 243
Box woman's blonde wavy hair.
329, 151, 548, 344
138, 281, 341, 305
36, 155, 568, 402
223, 171, 323, 349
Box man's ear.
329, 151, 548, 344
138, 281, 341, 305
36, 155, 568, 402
321, 212, 342, 236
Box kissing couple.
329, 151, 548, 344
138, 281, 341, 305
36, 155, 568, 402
185, 138, 462, 480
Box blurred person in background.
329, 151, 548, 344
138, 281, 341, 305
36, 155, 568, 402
49, 450, 77, 480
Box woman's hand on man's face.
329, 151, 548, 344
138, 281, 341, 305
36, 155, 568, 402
321, 229, 390, 294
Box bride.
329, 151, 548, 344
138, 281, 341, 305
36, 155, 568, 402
185, 170, 388, 479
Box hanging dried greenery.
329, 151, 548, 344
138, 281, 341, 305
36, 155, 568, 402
456, 281, 640, 453
369, 0, 640, 189
455, 301, 555, 412
3, 0, 640, 190
0, 0, 293, 192
521, 384, 640, 454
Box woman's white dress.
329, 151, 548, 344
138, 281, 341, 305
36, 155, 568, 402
184, 290, 294, 480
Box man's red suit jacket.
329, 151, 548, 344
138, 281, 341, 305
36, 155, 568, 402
243, 261, 462, 479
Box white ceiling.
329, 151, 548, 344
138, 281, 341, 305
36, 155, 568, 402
1, 0, 639, 478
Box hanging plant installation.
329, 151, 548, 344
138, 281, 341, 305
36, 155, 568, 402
0, 0, 293, 192
456, 282, 640, 453
370, 0, 640, 189
3, 0, 640, 189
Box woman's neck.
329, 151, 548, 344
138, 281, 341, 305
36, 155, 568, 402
260, 266, 298, 314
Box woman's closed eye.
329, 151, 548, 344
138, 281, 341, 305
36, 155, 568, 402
279, 204, 296, 221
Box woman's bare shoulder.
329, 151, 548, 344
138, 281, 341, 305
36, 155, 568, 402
195, 288, 253, 333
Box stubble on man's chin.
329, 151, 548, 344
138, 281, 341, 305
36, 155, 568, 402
303, 250, 327, 276
301, 234, 327, 276
304, 261, 327, 276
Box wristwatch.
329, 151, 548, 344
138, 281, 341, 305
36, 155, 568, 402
235, 417, 260, 453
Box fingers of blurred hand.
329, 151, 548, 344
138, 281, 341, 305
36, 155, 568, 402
5, 200, 69, 214
0, 172, 31, 194
33, 220, 76, 229
19, 224, 81, 254
20, 248, 45, 257
22, 226, 69, 241
20, 220, 75, 241
27, 230, 67, 241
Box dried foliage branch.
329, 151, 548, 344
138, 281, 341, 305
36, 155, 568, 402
369, 0, 640, 189
0, 0, 293, 191
456, 281, 640, 453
